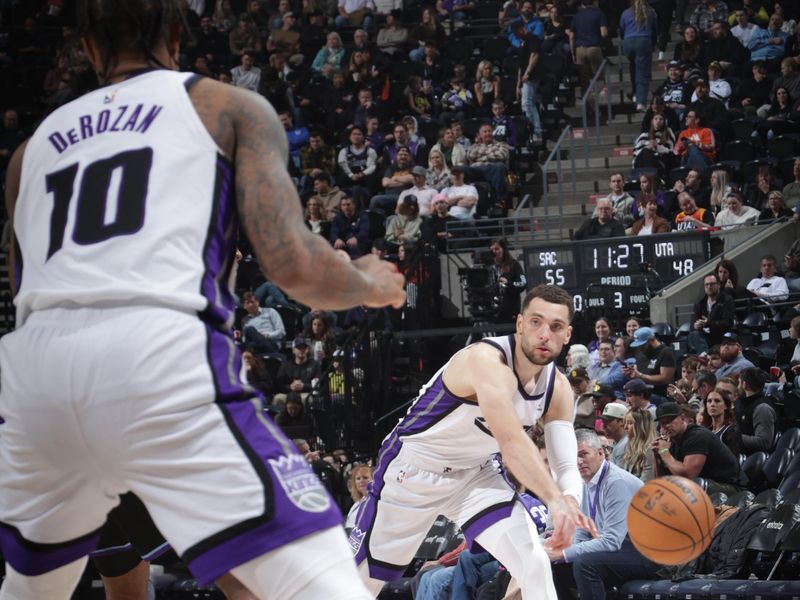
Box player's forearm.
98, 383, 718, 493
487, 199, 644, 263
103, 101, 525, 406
500, 431, 562, 505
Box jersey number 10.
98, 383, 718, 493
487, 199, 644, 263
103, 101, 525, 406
44, 147, 152, 260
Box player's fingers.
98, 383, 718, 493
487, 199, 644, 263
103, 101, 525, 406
579, 515, 599, 538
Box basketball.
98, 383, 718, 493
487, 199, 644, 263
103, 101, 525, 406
627, 476, 715, 565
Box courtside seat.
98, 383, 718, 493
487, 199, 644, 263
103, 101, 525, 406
775, 428, 800, 454
753, 488, 783, 510
763, 449, 795, 491
725, 490, 755, 508
743, 452, 768, 490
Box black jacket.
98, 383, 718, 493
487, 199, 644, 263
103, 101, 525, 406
691, 291, 736, 346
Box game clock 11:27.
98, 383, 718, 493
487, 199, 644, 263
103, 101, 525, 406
522, 232, 711, 315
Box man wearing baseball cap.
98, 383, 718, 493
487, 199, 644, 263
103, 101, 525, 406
651, 402, 746, 495
397, 166, 437, 216
715, 332, 755, 378
601, 403, 629, 467
588, 383, 617, 433
624, 327, 676, 403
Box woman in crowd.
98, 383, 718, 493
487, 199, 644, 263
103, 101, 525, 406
766, 87, 795, 123
430, 126, 467, 169
588, 317, 616, 360
631, 173, 666, 221
620, 0, 657, 111
622, 407, 657, 482
473, 60, 500, 115
408, 6, 447, 61
708, 169, 733, 216
543, 4, 570, 58
347, 48, 379, 87
426, 148, 452, 190
303, 311, 338, 364
385, 195, 423, 245
405, 75, 434, 119
673, 25, 705, 82
241, 349, 273, 397
759, 190, 793, 223
715, 259, 750, 302
625, 318, 641, 337
213, 0, 236, 33
490, 238, 527, 322
275, 392, 317, 438
633, 113, 676, 177
345, 464, 374, 531
714, 191, 760, 228
630, 195, 671, 235
311, 32, 346, 79
304, 197, 331, 238
701, 388, 741, 456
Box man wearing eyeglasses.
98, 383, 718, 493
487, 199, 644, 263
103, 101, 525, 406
688, 273, 736, 354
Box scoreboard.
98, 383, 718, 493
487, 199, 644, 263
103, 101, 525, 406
522, 232, 711, 317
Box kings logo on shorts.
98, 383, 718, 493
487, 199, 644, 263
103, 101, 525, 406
268, 454, 331, 513
348, 525, 366, 553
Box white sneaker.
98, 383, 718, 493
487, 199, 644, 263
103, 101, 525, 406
636, 103, 647, 112
658, 51, 664, 61
532, 132, 543, 144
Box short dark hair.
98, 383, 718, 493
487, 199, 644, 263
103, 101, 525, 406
740, 367, 767, 392
695, 372, 717, 390
77, 0, 188, 81
521, 285, 574, 321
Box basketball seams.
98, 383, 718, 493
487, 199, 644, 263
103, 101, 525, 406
628, 503, 697, 549
650, 479, 707, 543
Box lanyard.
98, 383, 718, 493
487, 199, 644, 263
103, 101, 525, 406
587, 462, 609, 522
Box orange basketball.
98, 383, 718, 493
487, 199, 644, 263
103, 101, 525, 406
627, 476, 715, 565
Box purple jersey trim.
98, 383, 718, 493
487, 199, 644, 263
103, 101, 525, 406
0, 521, 101, 576
461, 500, 515, 548
182, 326, 341, 585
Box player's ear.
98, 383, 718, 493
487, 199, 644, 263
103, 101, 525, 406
564, 325, 572, 344
80, 36, 99, 71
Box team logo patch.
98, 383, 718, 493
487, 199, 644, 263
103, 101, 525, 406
103, 90, 118, 104
268, 454, 331, 513
348, 525, 366, 553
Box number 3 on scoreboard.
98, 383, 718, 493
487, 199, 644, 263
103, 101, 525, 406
44, 147, 153, 260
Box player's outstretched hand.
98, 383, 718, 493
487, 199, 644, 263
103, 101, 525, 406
351, 254, 407, 309
545, 494, 599, 552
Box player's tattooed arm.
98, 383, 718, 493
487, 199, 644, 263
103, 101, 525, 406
189, 80, 404, 310
4, 139, 27, 297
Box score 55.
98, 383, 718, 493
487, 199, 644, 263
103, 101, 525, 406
538, 251, 565, 286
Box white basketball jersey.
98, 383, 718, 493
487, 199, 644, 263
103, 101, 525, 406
14, 70, 236, 327
396, 335, 556, 470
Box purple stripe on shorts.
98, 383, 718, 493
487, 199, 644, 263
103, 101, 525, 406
461, 501, 515, 548
199, 155, 238, 328
205, 324, 249, 402
0, 522, 101, 576
369, 562, 408, 582
89, 542, 133, 558
183, 396, 342, 585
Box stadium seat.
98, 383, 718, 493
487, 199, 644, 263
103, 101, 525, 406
673, 579, 715, 599
742, 452, 768, 490
754, 488, 784, 510
763, 449, 795, 491
668, 166, 692, 186
775, 428, 800, 454
781, 488, 800, 507
767, 135, 799, 158
731, 119, 756, 141
482, 36, 511, 62
721, 140, 756, 164
698, 580, 754, 599
709, 491, 729, 507
784, 452, 800, 479
651, 322, 674, 344
726, 490, 756, 508
780, 471, 800, 496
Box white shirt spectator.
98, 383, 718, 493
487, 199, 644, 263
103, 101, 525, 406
373, 0, 402, 15
441, 183, 478, 220
339, 0, 376, 14
397, 184, 438, 217
747, 275, 790, 302
230, 65, 261, 91
731, 22, 756, 45
714, 205, 760, 227
691, 79, 732, 107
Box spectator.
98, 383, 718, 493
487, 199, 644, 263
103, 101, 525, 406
344, 464, 373, 531
213, 0, 237, 33
688, 80, 728, 135
228, 16, 260, 57
674, 110, 716, 170
601, 402, 630, 466
771, 58, 800, 109
466, 124, 510, 199
422, 193, 459, 252
549, 430, 658, 600
276, 337, 323, 400
241, 349, 274, 397
674, 192, 714, 231
747, 13, 789, 68
275, 391, 317, 440
692, 61, 732, 107
569, 367, 595, 429
474, 61, 501, 115
337, 125, 378, 199
744, 166, 779, 211
731, 8, 758, 45
785, 243, 800, 292
300, 132, 337, 192
569, 0, 609, 97
691, 371, 718, 410
730, 61, 772, 119
700, 388, 741, 456
408, 7, 447, 61
673, 168, 710, 211
622, 407, 657, 482
620, 0, 657, 111
336, 0, 375, 31
489, 99, 519, 147
383, 122, 423, 165
303, 311, 338, 364
568, 344, 592, 369
440, 165, 478, 220
508, 0, 545, 46
626, 326, 677, 401
385, 195, 423, 245
489, 238, 527, 321
631, 196, 671, 235
674, 25, 706, 82
589, 340, 626, 393
688, 273, 736, 354
597, 172, 635, 227
310, 172, 347, 220
426, 149, 453, 191
330, 196, 372, 257
689, 1, 730, 35
653, 402, 746, 495
311, 32, 346, 79
0, 109, 25, 175
376, 10, 408, 57
574, 198, 626, 240
352, 88, 383, 130
632, 113, 676, 177
708, 169, 733, 215
640, 95, 682, 139
760, 190, 793, 222
715, 332, 756, 378
431, 127, 468, 170
715, 191, 761, 227
279, 110, 309, 169
397, 166, 437, 216
241, 291, 286, 354
588, 317, 616, 359
370, 146, 414, 213
405, 76, 435, 120
704, 21, 750, 79
746, 254, 790, 302
654, 60, 692, 119
304, 197, 331, 239
230, 50, 261, 91
782, 158, 800, 205
625, 319, 641, 337
623, 378, 656, 417
514, 18, 545, 143
736, 367, 776, 454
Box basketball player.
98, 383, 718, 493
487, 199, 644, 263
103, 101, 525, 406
351, 284, 598, 600
0, 1, 405, 599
